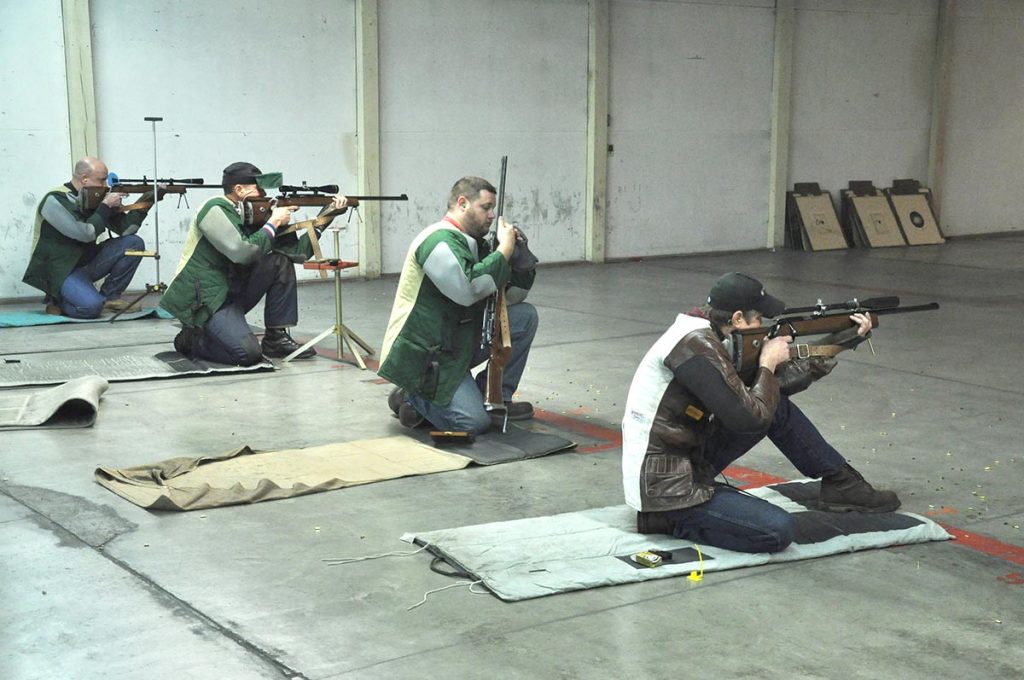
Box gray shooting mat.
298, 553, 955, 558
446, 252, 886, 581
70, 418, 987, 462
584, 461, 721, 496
0, 306, 172, 328
0, 351, 273, 389
402, 480, 952, 602
95, 436, 472, 511
406, 424, 576, 465
0, 375, 109, 429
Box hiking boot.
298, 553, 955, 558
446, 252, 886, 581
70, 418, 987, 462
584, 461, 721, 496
262, 327, 315, 359
387, 387, 426, 428
504, 401, 534, 421
173, 328, 196, 357
637, 511, 676, 535
103, 297, 142, 314
387, 387, 405, 416
819, 463, 901, 513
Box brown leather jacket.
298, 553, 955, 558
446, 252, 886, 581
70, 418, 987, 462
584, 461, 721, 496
623, 318, 780, 512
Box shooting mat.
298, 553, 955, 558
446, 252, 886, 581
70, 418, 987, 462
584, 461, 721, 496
95, 436, 472, 511
0, 376, 109, 429
406, 424, 576, 465
0, 351, 273, 389
402, 480, 952, 602
0, 307, 172, 328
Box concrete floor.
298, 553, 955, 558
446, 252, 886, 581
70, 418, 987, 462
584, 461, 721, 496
2, 234, 1023, 679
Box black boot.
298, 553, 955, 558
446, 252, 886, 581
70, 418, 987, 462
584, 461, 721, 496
819, 463, 901, 513
636, 511, 676, 535
173, 327, 196, 357
261, 328, 315, 359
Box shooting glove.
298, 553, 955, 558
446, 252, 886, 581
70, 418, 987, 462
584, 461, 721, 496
509, 230, 539, 272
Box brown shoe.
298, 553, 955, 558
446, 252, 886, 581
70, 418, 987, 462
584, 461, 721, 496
504, 401, 534, 421
45, 303, 62, 315
103, 297, 142, 314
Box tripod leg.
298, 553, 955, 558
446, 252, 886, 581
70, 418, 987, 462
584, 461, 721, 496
283, 325, 334, 362
340, 324, 375, 355
107, 289, 151, 322
339, 328, 367, 370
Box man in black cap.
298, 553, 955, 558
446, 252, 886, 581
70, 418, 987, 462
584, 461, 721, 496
620, 272, 900, 553
160, 162, 347, 365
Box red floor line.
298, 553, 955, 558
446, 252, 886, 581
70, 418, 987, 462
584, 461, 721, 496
939, 525, 1024, 567
533, 409, 623, 445
294, 340, 1024, 569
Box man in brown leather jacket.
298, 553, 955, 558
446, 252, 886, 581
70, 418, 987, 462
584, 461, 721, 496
621, 272, 899, 553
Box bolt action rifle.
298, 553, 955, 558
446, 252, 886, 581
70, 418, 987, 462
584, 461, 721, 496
728, 296, 940, 381
481, 156, 512, 431
79, 177, 219, 213
240, 182, 409, 233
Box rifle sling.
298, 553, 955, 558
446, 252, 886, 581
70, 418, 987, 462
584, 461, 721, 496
789, 343, 845, 360
276, 211, 340, 237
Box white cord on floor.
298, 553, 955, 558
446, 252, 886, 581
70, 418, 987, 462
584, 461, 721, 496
407, 580, 487, 611
321, 543, 429, 565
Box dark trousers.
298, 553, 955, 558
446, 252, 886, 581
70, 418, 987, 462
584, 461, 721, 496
58, 235, 145, 318
665, 396, 847, 553
188, 252, 299, 366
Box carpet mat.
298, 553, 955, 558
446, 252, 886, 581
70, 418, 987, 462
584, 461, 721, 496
0, 307, 172, 327
0, 351, 273, 388
0, 376, 109, 429
407, 424, 576, 464
95, 436, 471, 511
402, 480, 953, 601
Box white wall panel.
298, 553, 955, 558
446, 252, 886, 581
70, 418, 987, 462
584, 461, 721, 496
606, 0, 775, 258
0, 2, 73, 299
90, 0, 359, 283
378, 0, 589, 274
938, 0, 1024, 235
788, 0, 937, 203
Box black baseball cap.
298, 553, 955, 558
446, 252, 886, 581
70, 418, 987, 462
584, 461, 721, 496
707, 273, 785, 318
222, 162, 283, 189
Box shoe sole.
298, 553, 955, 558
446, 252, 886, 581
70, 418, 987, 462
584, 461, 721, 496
818, 501, 901, 513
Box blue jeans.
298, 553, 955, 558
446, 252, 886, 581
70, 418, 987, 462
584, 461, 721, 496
406, 301, 539, 434
664, 396, 847, 553
187, 252, 299, 366
58, 234, 145, 318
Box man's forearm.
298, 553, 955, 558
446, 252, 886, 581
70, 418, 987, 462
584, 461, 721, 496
40, 195, 98, 242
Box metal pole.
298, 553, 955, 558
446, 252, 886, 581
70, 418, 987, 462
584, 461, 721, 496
144, 116, 163, 285
334, 228, 344, 357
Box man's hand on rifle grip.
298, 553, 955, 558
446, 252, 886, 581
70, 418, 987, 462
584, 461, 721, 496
759, 335, 793, 372
496, 216, 516, 260
269, 205, 297, 228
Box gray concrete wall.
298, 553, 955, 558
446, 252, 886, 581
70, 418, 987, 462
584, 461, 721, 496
606, 0, 776, 257
89, 0, 360, 286
938, 0, 1024, 235
0, 3, 73, 299
378, 0, 589, 273
788, 0, 938, 200
3, 0, 1024, 299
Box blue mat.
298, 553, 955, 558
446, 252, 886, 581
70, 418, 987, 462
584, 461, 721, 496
0, 307, 173, 327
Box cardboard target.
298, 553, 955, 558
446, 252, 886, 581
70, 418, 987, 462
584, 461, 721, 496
888, 193, 944, 245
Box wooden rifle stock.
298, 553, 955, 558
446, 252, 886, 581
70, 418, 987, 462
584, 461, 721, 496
80, 180, 217, 213
241, 194, 409, 226
730, 300, 940, 377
